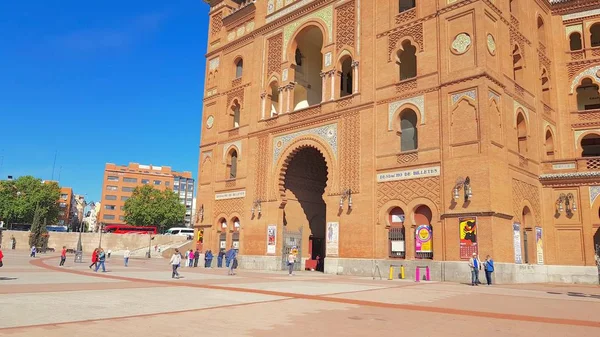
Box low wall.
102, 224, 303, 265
2, 230, 186, 253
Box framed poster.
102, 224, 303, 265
535, 227, 544, 265
326, 222, 339, 256
415, 224, 432, 253
459, 217, 478, 259
267, 225, 276, 254
513, 222, 522, 264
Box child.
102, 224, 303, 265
59, 246, 67, 266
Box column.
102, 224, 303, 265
286, 83, 295, 113
260, 91, 266, 120
278, 86, 285, 116
352, 61, 359, 94
329, 70, 337, 101
320, 72, 327, 103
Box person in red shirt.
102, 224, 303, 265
89, 248, 98, 269
0, 245, 4, 268
59, 246, 67, 266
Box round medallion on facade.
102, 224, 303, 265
276, 140, 283, 149
206, 115, 214, 129
326, 127, 335, 138
487, 34, 496, 55
451, 33, 472, 54
596, 69, 600, 79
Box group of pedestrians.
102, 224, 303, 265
468, 253, 494, 286
89, 248, 107, 272
169, 247, 238, 278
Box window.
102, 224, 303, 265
105, 195, 117, 200
59, 202, 67, 208
576, 78, 600, 111
231, 102, 241, 128
537, 16, 546, 46
545, 130, 555, 160
541, 68, 550, 103
570, 32, 583, 51
105, 205, 116, 210
142, 179, 150, 184
592, 23, 600, 48
399, 109, 418, 152
60, 193, 68, 200
399, 0, 415, 13
513, 45, 524, 82
119, 216, 125, 221
180, 184, 186, 191
388, 207, 406, 258
174, 185, 179, 191
166, 181, 170, 187
509, 0, 516, 15
397, 40, 417, 81
292, 26, 324, 110
339, 56, 353, 97
581, 134, 600, 157
295, 48, 303, 66
123, 177, 137, 183
107, 176, 119, 181
235, 59, 243, 78
269, 81, 280, 116
187, 184, 194, 191
227, 149, 238, 179
103, 214, 115, 220
154, 180, 162, 186
122, 187, 135, 192
517, 112, 528, 155
107, 185, 118, 191
121, 196, 130, 201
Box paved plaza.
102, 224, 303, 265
0, 251, 599, 336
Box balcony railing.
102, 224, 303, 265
542, 157, 600, 174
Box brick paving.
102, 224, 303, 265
0, 250, 598, 336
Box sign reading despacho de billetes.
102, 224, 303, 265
215, 190, 246, 200
377, 166, 441, 183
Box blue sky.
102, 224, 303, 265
0, 0, 209, 203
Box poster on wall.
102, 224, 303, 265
513, 222, 523, 264
535, 227, 544, 265
220, 240, 226, 249
415, 224, 432, 253
459, 217, 478, 259
326, 222, 339, 256
267, 225, 277, 254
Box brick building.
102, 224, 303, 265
57, 187, 75, 228
98, 163, 194, 226
196, 0, 600, 283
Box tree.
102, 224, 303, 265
0, 176, 60, 228
29, 204, 49, 248
123, 185, 186, 232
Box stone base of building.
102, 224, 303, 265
237, 255, 281, 271
323, 258, 599, 285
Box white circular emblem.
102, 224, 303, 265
206, 115, 214, 129
326, 128, 335, 138
451, 33, 472, 54
487, 34, 496, 55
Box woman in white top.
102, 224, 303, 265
170, 249, 182, 279
287, 252, 296, 276
123, 248, 131, 267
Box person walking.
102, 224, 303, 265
484, 255, 495, 286
10, 236, 16, 250
170, 249, 182, 279
468, 252, 483, 286
226, 247, 237, 275
193, 249, 200, 267
0, 245, 4, 268
124, 248, 131, 267
89, 248, 98, 269
30, 245, 36, 258
287, 250, 296, 276
217, 249, 224, 268
95, 248, 106, 272
59, 246, 67, 266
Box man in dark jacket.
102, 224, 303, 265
193, 249, 200, 267
217, 249, 224, 268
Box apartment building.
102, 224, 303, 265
57, 187, 74, 228
98, 163, 194, 225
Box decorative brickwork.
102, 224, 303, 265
512, 179, 541, 224
227, 87, 245, 108
395, 8, 416, 25
339, 111, 360, 194
377, 177, 441, 212
395, 79, 418, 93
254, 136, 269, 201
397, 152, 418, 164
388, 23, 423, 61
214, 198, 244, 218
289, 105, 322, 121
267, 33, 283, 79
336, 0, 355, 52
211, 12, 223, 36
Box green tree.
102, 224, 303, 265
123, 185, 186, 232
28, 204, 49, 248
0, 176, 60, 228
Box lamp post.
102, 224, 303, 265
75, 200, 94, 263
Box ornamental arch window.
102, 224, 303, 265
399, 108, 418, 152
581, 133, 600, 157
591, 23, 600, 48
399, 0, 416, 13
569, 32, 583, 51
226, 149, 238, 179
339, 55, 353, 97
545, 129, 555, 160
516, 112, 528, 155
235, 58, 243, 78
397, 40, 417, 81
576, 78, 600, 111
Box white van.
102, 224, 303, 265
165, 227, 194, 236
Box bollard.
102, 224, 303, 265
389, 266, 394, 280
415, 266, 420, 282
400, 265, 405, 279
426, 266, 430, 281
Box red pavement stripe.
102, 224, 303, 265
29, 257, 600, 329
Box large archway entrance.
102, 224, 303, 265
282, 147, 328, 271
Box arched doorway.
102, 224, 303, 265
231, 217, 240, 252
522, 207, 535, 264
388, 207, 406, 258
581, 133, 600, 157
282, 147, 328, 271
414, 205, 433, 259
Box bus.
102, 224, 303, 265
164, 227, 194, 237
103, 225, 157, 234
47, 226, 68, 232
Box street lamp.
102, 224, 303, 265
75, 200, 94, 263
